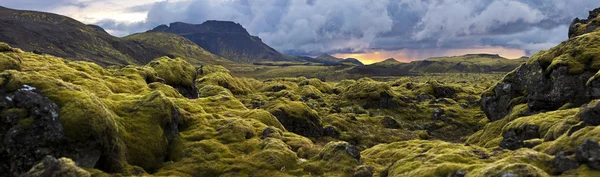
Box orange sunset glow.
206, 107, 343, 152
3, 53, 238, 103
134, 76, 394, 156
334, 46, 528, 64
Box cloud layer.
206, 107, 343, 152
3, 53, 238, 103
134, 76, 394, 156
2, 0, 600, 60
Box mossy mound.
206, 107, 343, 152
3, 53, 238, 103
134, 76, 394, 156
0, 50, 22, 72
195, 66, 256, 95
266, 100, 323, 137
339, 78, 405, 108
298, 78, 333, 94
146, 57, 199, 98
362, 140, 553, 177
533, 31, 600, 75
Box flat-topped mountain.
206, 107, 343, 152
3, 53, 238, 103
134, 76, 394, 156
150, 21, 289, 63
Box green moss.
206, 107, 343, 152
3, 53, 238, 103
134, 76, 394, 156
0, 52, 22, 72
362, 140, 552, 177
298, 78, 333, 94
531, 31, 600, 74
197, 84, 234, 98
146, 57, 196, 87
196, 71, 255, 95
0, 42, 11, 52
467, 104, 529, 147
296, 85, 324, 99
243, 109, 286, 131
266, 100, 323, 137
18, 117, 34, 129
24, 157, 91, 177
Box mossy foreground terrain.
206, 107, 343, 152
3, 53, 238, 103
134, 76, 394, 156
4, 7, 600, 177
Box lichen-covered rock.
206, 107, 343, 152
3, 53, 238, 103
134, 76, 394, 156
267, 100, 323, 137
20, 156, 90, 177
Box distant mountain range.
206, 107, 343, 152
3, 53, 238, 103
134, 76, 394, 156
349, 54, 528, 75
0, 6, 524, 74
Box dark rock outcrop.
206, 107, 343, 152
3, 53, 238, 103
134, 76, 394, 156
569, 8, 600, 38
575, 139, 600, 170
580, 102, 600, 126
552, 152, 580, 174
381, 116, 401, 129
353, 165, 374, 177
0, 85, 101, 176
482, 63, 596, 122
499, 125, 539, 150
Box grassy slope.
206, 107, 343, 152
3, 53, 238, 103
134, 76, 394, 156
124, 32, 236, 66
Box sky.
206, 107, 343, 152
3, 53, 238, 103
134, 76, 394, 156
1, 0, 599, 64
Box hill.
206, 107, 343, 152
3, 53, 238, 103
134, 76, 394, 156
150, 21, 290, 63
123, 32, 234, 66
0, 7, 234, 67
0, 6, 167, 66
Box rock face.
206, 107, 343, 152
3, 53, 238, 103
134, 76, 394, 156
0, 85, 100, 176
569, 8, 600, 38
481, 30, 600, 121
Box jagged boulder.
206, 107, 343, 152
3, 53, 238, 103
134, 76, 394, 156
482, 25, 600, 121
569, 8, 600, 38
500, 125, 539, 150
575, 139, 600, 170
552, 152, 579, 174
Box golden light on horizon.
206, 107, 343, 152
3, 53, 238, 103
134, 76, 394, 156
333, 46, 528, 65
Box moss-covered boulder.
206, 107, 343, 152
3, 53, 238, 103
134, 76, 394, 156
196, 66, 255, 95
340, 78, 404, 109
20, 156, 90, 177
267, 100, 323, 137
146, 57, 199, 98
